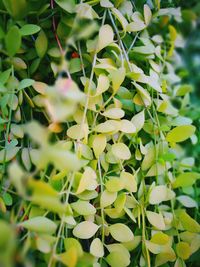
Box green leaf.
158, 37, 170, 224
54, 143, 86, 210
35, 30, 48, 58
176, 210, 200, 233
2, 0, 28, 19
0, 147, 20, 163
0, 69, 11, 84
176, 84, 193, 96
20, 24, 41, 36
2, 192, 13, 206
18, 79, 35, 90
166, 125, 196, 143
64, 238, 83, 257
173, 172, 200, 188
55, 0, 75, 13
5, 26, 21, 57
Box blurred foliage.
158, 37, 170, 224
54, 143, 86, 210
0, 0, 199, 267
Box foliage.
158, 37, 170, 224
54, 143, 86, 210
0, 0, 199, 267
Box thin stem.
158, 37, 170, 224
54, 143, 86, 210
127, 32, 139, 54
141, 205, 151, 267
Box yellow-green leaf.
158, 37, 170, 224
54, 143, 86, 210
109, 223, 134, 242
100, 190, 117, 208
105, 177, 123, 192
173, 172, 200, 188
111, 7, 128, 34
76, 167, 97, 194
176, 242, 191, 260
106, 250, 130, 267
64, 238, 83, 257
35, 30, 48, 58
19, 217, 57, 234
120, 171, 137, 192
176, 210, 200, 233
109, 67, 126, 94
92, 134, 107, 158
166, 125, 196, 143
134, 82, 151, 106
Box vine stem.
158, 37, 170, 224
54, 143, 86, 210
141, 205, 151, 267
76, 10, 107, 151
76, 52, 97, 152
50, 0, 71, 79
98, 159, 105, 241
108, 10, 157, 126
50, 0, 64, 56
48, 172, 75, 267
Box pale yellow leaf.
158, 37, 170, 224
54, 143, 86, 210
119, 119, 136, 134
102, 108, 125, 119
131, 110, 145, 133
149, 185, 175, 204
111, 143, 131, 160
144, 4, 152, 25
95, 74, 110, 96
146, 211, 165, 230
73, 221, 99, 239
96, 24, 114, 52
71, 200, 96, 215
94, 120, 120, 133
90, 238, 104, 258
